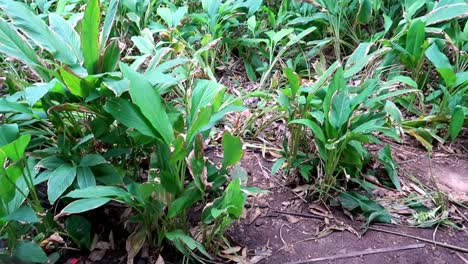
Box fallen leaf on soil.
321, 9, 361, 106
95, 241, 111, 250
221, 246, 242, 255
292, 185, 314, 192
220, 254, 248, 263
155, 255, 165, 264
248, 207, 263, 225
284, 214, 300, 224
126, 227, 146, 264
88, 249, 106, 262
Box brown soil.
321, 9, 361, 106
229, 144, 468, 264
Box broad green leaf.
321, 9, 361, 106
100, 0, 119, 49
168, 188, 203, 218
187, 107, 212, 145
0, 124, 19, 146
284, 68, 300, 97
378, 145, 400, 190
104, 97, 158, 138
384, 101, 403, 124
289, 119, 325, 143
190, 80, 225, 123
49, 13, 83, 63
102, 79, 129, 96
47, 163, 77, 204
406, 19, 426, 60
59, 67, 88, 98
65, 186, 128, 199
449, 106, 464, 140
271, 158, 286, 175
0, 99, 33, 115
222, 132, 243, 167
406, 0, 425, 19
323, 67, 345, 116
79, 154, 107, 167
166, 230, 212, 259
76, 167, 96, 189
1, 134, 31, 162
305, 61, 341, 104
13, 241, 48, 263
66, 215, 91, 249
357, 0, 372, 24
121, 63, 174, 144
329, 91, 352, 129
0, 0, 78, 65
425, 44, 456, 87
91, 163, 123, 185
81, 0, 100, 74
57, 197, 111, 217
422, 3, 468, 25
6, 205, 39, 223
0, 19, 46, 79
157, 6, 188, 28
101, 40, 120, 72
0, 166, 22, 202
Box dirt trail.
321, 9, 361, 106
230, 148, 468, 264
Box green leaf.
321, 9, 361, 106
91, 164, 123, 185
271, 158, 286, 175
6, 205, 39, 223
422, 3, 468, 25
168, 188, 203, 218
187, 106, 212, 145
57, 197, 111, 218
13, 241, 48, 263
49, 13, 83, 63
406, 19, 426, 60
121, 63, 174, 144
0, 18, 46, 79
1, 134, 31, 162
0, 165, 22, 203
47, 163, 77, 204
190, 80, 225, 123
425, 44, 456, 87
289, 119, 325, 143
222, 132, 243, 167
449, 106, 464, 141
59, 67, 88, 98
0, 99, 33, 115
329, 91, 352, 129
100, 0, 119, 49
79, 154, 107, 167
284, 68, 300, 97
338, 192, 391, 227
104, 97, 158, 138
166, 230, 212, 259
357, 0, 372, 24
101, 40, 120, 72
0, 0, 78, 66
0, 124, 19, 146
384, 101, 403, 124
66, 215, 92, 249
323, 67, 345, 116
65, 186, 128, 199
81, 0, 100, 74
76, 167, 96, 189
378, 145, 400, 190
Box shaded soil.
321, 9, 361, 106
229, 146, 468, 264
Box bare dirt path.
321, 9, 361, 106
229, 146, 468, 264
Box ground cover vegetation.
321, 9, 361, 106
0, 0, 467, 263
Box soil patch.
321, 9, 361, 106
231, 147, 468, 264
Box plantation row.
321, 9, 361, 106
0, 0, 467, 263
